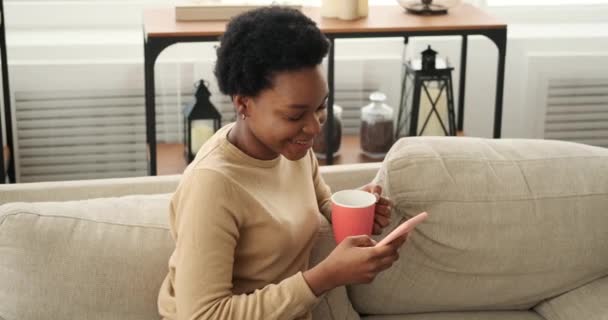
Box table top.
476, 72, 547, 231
144, 4, 506, 38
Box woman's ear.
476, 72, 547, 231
233, 95, 250, 119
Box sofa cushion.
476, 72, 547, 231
363, 311, 545, 320
0, 194, 173, 320
349, 138, 608, 314
534, 276, 608, 320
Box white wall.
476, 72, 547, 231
4, 2, 608, 140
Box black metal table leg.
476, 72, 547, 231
325, 37, 335, 165
458, 35, 468, 132
0, 0, 14, 183
492, 29, 507, 139
144, 36, 159, 176
0, 98, 4, 183
477, 28, 507, 139
446, 73, 456, 135
409, 75, 422, 136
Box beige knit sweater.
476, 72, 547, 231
158, 124, 333, 320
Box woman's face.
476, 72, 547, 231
242, 65, 329, 161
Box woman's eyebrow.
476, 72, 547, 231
287, 94, 329, 109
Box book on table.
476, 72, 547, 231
175, 0, 303, 21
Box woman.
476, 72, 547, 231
158, 7, 407, 320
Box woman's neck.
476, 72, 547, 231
227, 122, 279, 161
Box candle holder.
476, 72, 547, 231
183, 80, 221, 163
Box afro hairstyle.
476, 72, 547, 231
214, 7, 330, 97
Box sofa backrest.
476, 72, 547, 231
0, 194, 173, 320
0, 175, 182, 204
347, 137, 608, 315
0, 163, 380, 204
0, 163, 379, 320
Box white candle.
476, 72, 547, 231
338, 0, 359, 20
358, 0, 368, 17
418, 86, 449, 136
321, 0, 338, 18
190, 120, 215, 155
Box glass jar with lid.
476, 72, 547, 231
313, 104, 343, 159
360, 92, 394, 159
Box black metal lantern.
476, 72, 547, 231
421, 45, 437, 71
183, 80, 221, 163
396, 46, 456, 138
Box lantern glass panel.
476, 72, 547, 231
190, 119, 216, 155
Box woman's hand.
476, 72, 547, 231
359, 183, 393, 235
303, 234, 406, 296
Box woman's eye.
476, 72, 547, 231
288, 114, 304, 121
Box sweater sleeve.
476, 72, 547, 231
172, 169, 319, 320
310, 152, 332, 221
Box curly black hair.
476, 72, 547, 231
214, 7, 330, 97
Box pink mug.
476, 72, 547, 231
331, 189, 377, 244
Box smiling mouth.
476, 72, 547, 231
291, 139, 313, 146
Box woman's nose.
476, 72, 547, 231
303, 113, 322, 136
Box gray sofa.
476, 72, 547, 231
1, 137, 607, 320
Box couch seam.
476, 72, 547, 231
392, 192, 608, 203
480, 139, 516, 184
428, 143, 457, 185
391, 155, 607, 163
323, 294, 337, 320
0, 212, 169, 231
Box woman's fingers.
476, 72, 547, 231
373, 224, 383, 235
375, 204, 391, 218
374, 214, 390, 228
376, 196, 393, 207
375, 252, 399, 272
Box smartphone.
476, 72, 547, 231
375, 211, 428, 247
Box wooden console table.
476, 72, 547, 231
144, 4, 507, 175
